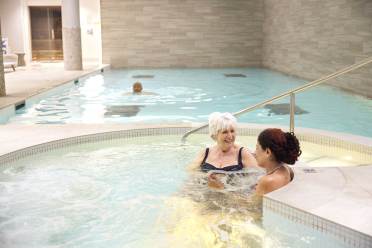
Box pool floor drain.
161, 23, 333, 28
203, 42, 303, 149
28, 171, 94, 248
132, 75, 154, 79
224, 73, 247, 78
265, 103, 309, 116
303, 168, 317, 173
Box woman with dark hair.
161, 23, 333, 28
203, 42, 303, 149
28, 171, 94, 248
255, 128, 302, 195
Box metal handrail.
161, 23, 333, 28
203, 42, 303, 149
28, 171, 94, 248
181, 56, 372, 142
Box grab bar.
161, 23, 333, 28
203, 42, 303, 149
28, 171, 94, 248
182, 56, 372, 142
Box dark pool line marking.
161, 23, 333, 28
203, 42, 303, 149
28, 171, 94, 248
15, 101, 25, 111
302, 168, 318, 173
224, 73, 247, 78
132, 75, 155, 79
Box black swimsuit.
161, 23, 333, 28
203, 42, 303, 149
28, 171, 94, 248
200, 147, 244, 172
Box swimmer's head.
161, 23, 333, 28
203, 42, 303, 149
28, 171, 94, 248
133, 82, 143, 93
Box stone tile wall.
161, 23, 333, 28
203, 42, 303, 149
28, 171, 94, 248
101, 0, 372, 97
263, 0, 372, 98
101, 0, 263, 68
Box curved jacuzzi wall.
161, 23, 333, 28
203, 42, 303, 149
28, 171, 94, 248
1, 125, 372, 165
0, 125, 372, 247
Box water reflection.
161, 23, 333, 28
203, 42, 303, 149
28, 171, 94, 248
159, 169, 271, 247
104, 105, 145, 117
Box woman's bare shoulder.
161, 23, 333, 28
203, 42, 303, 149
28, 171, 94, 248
257, 175, 275, 184
255, 175, 276, 195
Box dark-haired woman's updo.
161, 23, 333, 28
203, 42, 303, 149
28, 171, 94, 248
258, 128, 302, 165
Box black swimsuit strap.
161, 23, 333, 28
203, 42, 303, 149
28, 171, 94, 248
238, 147, 244, 165
284, 164, 295, 182
201, 148, 209, 165
202, 147, 243, 165
290, 169, 294, 181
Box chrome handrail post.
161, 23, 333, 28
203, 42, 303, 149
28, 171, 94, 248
289, 93, 295, 133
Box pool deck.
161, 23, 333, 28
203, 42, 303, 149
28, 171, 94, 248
0, 61, 108, 109
267, 165, 372, 238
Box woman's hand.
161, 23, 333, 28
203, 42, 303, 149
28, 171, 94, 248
207, 173, 225, 189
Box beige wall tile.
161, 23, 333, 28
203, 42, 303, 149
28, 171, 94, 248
101, 0, 264, 68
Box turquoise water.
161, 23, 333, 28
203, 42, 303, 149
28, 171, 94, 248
264, 210, 356, 248
0, 135, 353, 247
2, 135, 352, 248
9, 68, 372, 137
0, 136, 269, 248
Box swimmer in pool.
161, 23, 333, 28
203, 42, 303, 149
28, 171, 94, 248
122, 81, 158, 96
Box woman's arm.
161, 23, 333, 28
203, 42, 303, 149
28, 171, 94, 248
186, 149, 205, 171
241, 148, 258, 168
255, 176, 269, 196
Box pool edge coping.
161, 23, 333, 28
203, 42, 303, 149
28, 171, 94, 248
0, 64, 110, 115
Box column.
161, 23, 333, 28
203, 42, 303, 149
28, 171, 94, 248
62, 0, 83, 70
0, 19, 6, 97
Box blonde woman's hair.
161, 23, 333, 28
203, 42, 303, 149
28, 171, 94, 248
208, 112, 237, 140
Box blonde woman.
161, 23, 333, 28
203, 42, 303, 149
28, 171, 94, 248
188, 112, 257, 173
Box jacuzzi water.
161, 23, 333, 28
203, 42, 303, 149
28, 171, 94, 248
7, 68, 372, 137
0, 134, 364, 248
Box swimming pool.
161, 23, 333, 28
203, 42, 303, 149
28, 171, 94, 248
2, 130, 367, 248
7, 68, 372, 137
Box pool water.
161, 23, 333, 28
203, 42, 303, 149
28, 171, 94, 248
8, 68, 372, 137
0, 135, 367, 248
264, 210, 354, 248
0, 136, 266, 248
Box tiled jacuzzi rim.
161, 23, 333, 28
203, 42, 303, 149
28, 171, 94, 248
0, 125, 371, 247
264, 198, 372, 248
1, 125, 372, 165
